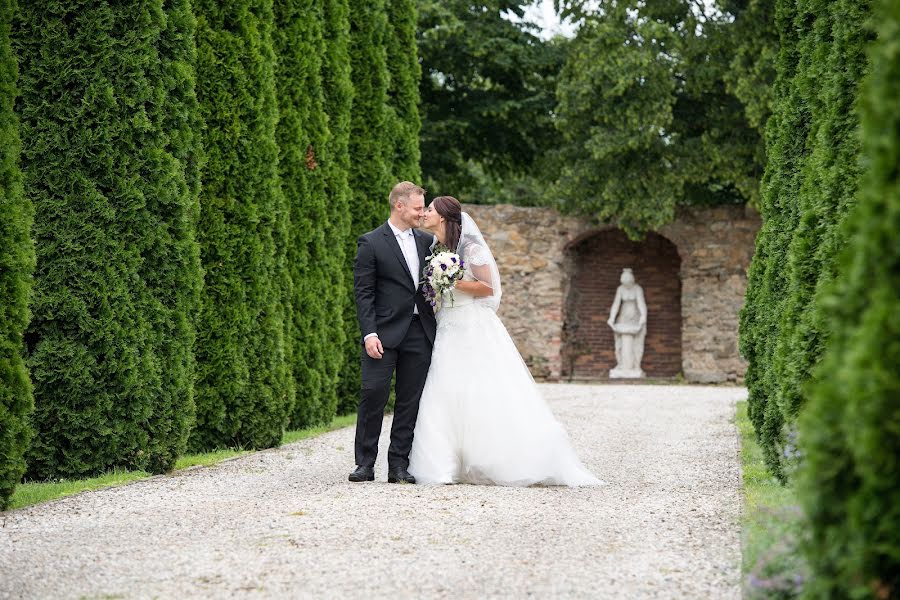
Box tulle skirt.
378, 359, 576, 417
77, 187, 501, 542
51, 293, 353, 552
408, 297, 602, 487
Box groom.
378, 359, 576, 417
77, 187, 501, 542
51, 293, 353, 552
349, 181, 436, 483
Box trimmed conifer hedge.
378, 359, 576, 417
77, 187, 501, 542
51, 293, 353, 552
799, 0, 900, 593
739, 0, 871, 479
17, 0, 202, 479
0, 0, 33, 509
274, 0, 344, 428
738, 0, 810, 479
321, 0, 356, 415
337, 0, 394, 413
385, 0, 422, 183
191, 0, 294, 451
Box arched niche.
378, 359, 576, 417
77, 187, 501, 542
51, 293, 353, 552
562, 229, 683, 379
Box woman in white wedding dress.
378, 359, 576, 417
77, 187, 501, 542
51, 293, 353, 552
408, 196, 602, 486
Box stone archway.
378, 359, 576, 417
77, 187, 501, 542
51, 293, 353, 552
562, 229, 682, 379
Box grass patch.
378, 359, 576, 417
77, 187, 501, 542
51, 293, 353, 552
736, 400, 807, 598
6, 412, 357, 512
9, 469, 151, 511
174, 448, 249, 470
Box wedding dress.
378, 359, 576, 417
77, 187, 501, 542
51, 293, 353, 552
408, 214, 602, 487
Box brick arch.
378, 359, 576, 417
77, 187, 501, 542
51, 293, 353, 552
562, 229, 682, 379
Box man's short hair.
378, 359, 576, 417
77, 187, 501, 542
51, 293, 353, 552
389, 181, 426, 208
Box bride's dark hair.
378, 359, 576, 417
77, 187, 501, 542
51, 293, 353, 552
432, 196, 463, 251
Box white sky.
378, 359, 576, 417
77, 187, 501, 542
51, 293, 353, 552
515, 0, 723, 39
521, 0, 579, 39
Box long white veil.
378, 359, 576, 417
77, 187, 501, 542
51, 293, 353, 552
456, 212, 501, 311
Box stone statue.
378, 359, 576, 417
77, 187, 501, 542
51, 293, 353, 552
607, 268, 647, 378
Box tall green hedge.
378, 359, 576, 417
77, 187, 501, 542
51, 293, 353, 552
133, 0, 204, 473
799, 1, 900, 593
321, 0, 356, 415
384, 0, 422, 183
18, 0, 202, 479
274, 0, 343, 428
337, 0, 393, 412
0, 0, 33, 509
771, 0, 869, 474
738, 0, 810, 479
739, 0, 871, 479
191, 0, 294, 451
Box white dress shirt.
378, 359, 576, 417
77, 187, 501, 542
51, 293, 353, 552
365, 221, 420, 341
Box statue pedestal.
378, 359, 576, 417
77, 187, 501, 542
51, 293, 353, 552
609, 367, 645, 379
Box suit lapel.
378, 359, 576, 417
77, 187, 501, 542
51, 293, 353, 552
382, 222, 415, 290
414, 229, 431, 289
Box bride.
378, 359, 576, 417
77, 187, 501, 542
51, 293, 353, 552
408, 196, 602, 486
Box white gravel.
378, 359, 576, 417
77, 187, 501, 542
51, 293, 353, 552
0, 384, 745, 599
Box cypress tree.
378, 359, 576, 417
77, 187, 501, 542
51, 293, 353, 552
0, 0, 33, 509
799, 1, 900, 593
321, 0, 356, 415
134, 0, 204, 473
739, 0, 811, 479
17, 0, 202, 478
770, 0, 870, 474
337, 0, 393, 412
274, 0, 342, 428
740, 0, 873, 478
384, 0, 422, 182
191, 0, 294, 451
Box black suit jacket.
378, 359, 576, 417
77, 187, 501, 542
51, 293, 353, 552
354, 222, 437, 348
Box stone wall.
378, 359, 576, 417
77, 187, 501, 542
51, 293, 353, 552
463, 203, 761, 383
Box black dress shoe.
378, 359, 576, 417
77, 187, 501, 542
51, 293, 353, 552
387, 467, 416, 484
348, 465, 375, 482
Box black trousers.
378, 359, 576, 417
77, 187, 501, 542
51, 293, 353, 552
354, 317, 432, 469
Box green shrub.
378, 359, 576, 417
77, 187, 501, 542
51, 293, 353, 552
274, 0, 343, 428
740, 0, 871, 479
337, 0, 393, 413
18, 0, 202, 478
771, 0, 870, 478
191, 0, 294, 451
384, 0, 421, 183
321, 0, 354, 415
798, 0, 900, 595
0, 0, 33, 509
739, 0, 811, 479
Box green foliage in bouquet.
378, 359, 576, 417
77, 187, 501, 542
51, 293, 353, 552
191, 0, 294, 451
740, 0, 871, 479
0, 0, 33, 509
17, 0, 202, 478
274, 0, 344, 428
320, 0, 356, 415
798, 1, 900, 594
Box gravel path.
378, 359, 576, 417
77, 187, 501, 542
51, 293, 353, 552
1, 384, 745, 599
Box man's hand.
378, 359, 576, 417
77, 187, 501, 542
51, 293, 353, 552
365, 335, 384, 359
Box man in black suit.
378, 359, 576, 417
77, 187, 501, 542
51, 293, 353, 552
350, 181, 437, 483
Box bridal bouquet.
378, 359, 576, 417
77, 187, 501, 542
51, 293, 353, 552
421, 245, 466, 308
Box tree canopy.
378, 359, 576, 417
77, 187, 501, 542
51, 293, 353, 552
417, 0, 565, 203
554, 0, 769, 236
